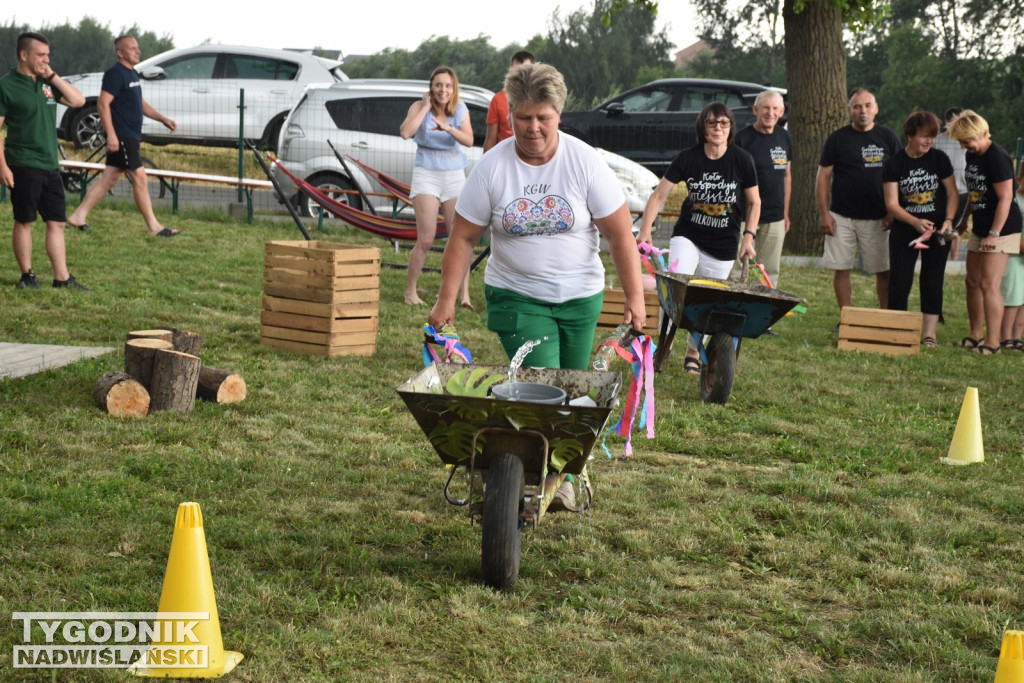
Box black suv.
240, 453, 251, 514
559, 78, 785, 176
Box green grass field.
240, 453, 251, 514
1, 194, 1022, 682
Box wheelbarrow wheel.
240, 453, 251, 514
700, 332, 736, 405
481, 453, 524, 589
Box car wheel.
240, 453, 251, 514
297, 173, 362, 218
70, 105, 105, 149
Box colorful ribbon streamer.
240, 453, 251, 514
422, 324, 472, 366
599, 334, 656, 459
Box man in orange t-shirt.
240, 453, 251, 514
483, 50, 534, 152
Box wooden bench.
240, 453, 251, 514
58, 160, 274, 223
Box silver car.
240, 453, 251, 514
57, 45, 347, 150
273, 78, 658, 224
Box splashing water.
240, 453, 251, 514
507, 338, 542, 386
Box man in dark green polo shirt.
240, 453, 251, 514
0, 31, 88, 289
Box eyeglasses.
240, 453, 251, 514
707, 119, 732, 129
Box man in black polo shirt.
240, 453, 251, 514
67, 35, 179, 237
0, 31, 88, 289
816, 88, 901, 314
731, 89, 792, 293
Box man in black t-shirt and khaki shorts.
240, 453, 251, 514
816, 88, 901, 316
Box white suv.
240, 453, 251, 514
273, 79, 658, 222
57, 45, 347, 150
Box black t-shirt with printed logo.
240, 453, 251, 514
735, 125, 792, 223
666, 144, 758, 261
882, 148, 954, 229
819, 124, 901, 220
965, 141, 1023, 237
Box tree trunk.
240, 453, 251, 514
93, 371, 150, 418
124, 338, 174, 391
149, 349, 202, 414
127, 329, 173, 345
783, 0, 849, 254
170, 329, 202, 356
196, 366, 247, 404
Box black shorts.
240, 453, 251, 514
105, 138, 143, 171
10, 166, 67, 224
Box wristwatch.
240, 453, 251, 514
990, 231, 1002, 237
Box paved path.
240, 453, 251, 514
0, 343, 116, 380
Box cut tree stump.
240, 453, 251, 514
126, 329, 173, 345
125, 338, 174, 391
149, 349, 202, 414
93, 371, 150, 418
196, 366, 247, 404
171, 329, 202, 356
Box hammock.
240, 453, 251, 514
273, 158, 447, 241
345, 155, 413, 206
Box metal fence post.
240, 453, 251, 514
237, 88, 246, 204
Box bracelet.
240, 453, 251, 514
743, 230, 757, 238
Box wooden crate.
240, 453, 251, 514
837, 306, 923, 356
597, 288, 660, 329
261, 240, 380, 357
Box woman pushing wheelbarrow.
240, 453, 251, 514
635, 101, 761, 377
405, 63, 646, 588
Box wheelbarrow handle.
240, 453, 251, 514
740, 257, 750, 284
593, 322, 641, 371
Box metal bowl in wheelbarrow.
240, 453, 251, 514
655, 272, 805, 339
397, 364, 621, 476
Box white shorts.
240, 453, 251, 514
410, 167, 465, 203
668, 235, 734, 279
821, 212, 890, 273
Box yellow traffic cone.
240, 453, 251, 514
131, 502, 243, 678
941, 386, 984, 465
995, 630, 1024, 682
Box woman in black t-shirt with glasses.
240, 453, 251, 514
947, 110, 1023, 355
637, 102, 760, 374
882, 111, 959, 348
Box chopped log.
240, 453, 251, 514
170, 329, 202, 356
93, 371, 150, 418
149, 349, 202, 414
196, 366, 247, 404
126, 329, 173, 344
125, 338, 174, 391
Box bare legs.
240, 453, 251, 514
67, 165, 170, 235
832, 269, 889, 311
964, 250, 1009, 349
13, 220, 70, 282
406, 195, 472, 307
406, 194, 440, 305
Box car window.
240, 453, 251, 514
224, 55, 300, 81
157, 54, 217, 79
617, 86, 674, 113
325, 96, 486, 148
466, 104, 487, 148
674, 85, 747, 112
325, 97, 407, 136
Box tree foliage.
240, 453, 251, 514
344, 0, 674, 109
0, 17, 174, 75
544, 0, 675, 108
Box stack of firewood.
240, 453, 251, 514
93, 329, 247, 418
